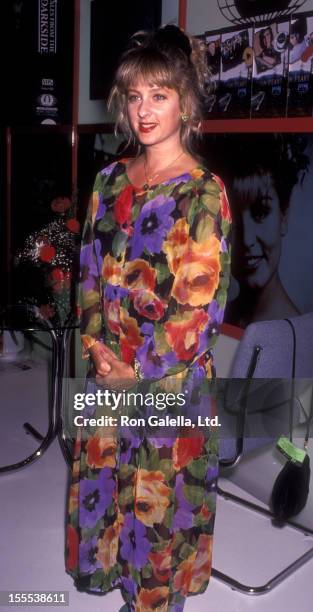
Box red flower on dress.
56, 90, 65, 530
164, 309, 209, 361
66, 218, 80, 233
120, 336, 135, 364
39, 245, 56, 263
66, 524, 78, 571
132, 290, 167, 320
212, 174, 232, 223
113, 185, 134, 225
173, 434, 205, 470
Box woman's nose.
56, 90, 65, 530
137, 98, 151, 118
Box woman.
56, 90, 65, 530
65, 25, 231, 611
221, 134, 309, 328
255, 26, 281, 72
289, 17, 308, 64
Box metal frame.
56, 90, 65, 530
213, 347, 313, 594
212, 482, 313, 594
0, 306, 75, 474
217, 0, 307, 26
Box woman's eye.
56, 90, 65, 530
127, 94, 140, 103
153, 93, 166, 101
251, 200, 271, 222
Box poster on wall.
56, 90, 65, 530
201, 30, 222, 119
203, 133, 313, 329
5, 0, 74, 125
287, 13, 313, 117
219, 26, 253, 118
251, 20, 290, 118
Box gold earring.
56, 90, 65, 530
181, 113, 189, 123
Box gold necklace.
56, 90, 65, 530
143, 151, 185, 191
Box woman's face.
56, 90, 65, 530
290, 32, 299, 47
230, 173, 288, 291
264, 28, 273, 48
126, 80, 182, 147
208, 42, 216, 56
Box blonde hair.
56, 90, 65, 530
108, 25, 209, 157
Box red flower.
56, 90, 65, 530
49, 268, 68, 294
173, 434, 205, 470
66, 218, 80, 233
120, 336, 135, 364
39, 304, 55, 320
51, 269, 64, 282
66, 524, 78, 571
51, 196, 71, 213
164, 309, 209, 362
63, 271, 72, 288
39, 245, 56, 262
132, 290, 167, 320
212, 174, 232, 223
113, 185, 133, 225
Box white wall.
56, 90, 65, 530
162, 0, 179, 25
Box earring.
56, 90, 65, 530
181, 113, 189, 123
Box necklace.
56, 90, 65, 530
143, 151, 185, 191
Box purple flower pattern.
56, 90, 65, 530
129, 194, 176, 259
66, 159, 232, 610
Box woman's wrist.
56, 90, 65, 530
81, 335, 103, 359
133, 358, 144, 382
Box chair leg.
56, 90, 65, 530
211, 483, 313, 594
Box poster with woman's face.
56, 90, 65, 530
203, 133, 313, 329
252, 20, 289, 117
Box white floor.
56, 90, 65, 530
1, 361, 313, 612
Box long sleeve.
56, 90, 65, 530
78, 172, 108, 357
132, 172, 232, 381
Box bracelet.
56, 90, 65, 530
134, 358, 143, 382
81, 335, 102, 359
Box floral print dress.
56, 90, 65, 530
65, 160, 232, 611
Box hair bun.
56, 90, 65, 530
153, 25, 192, 58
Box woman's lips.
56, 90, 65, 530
243, 255, 263, 270
139, 123, 157, 133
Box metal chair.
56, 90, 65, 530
0, 304, 77, 473
212, 313, 313, 594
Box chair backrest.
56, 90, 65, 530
219, 312, 313, 461
230, 312, 313, 379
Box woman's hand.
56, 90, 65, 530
89, 341, 137, 390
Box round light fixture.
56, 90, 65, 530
217, 0, 307, 25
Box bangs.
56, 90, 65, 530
232, 171, 273, 206
116, 49, 179, 92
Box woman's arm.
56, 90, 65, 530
79, 167, 137, 388
79, 182, 104, 358
133, 173, 232, 383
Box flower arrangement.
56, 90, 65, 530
14, 196, 80, 326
